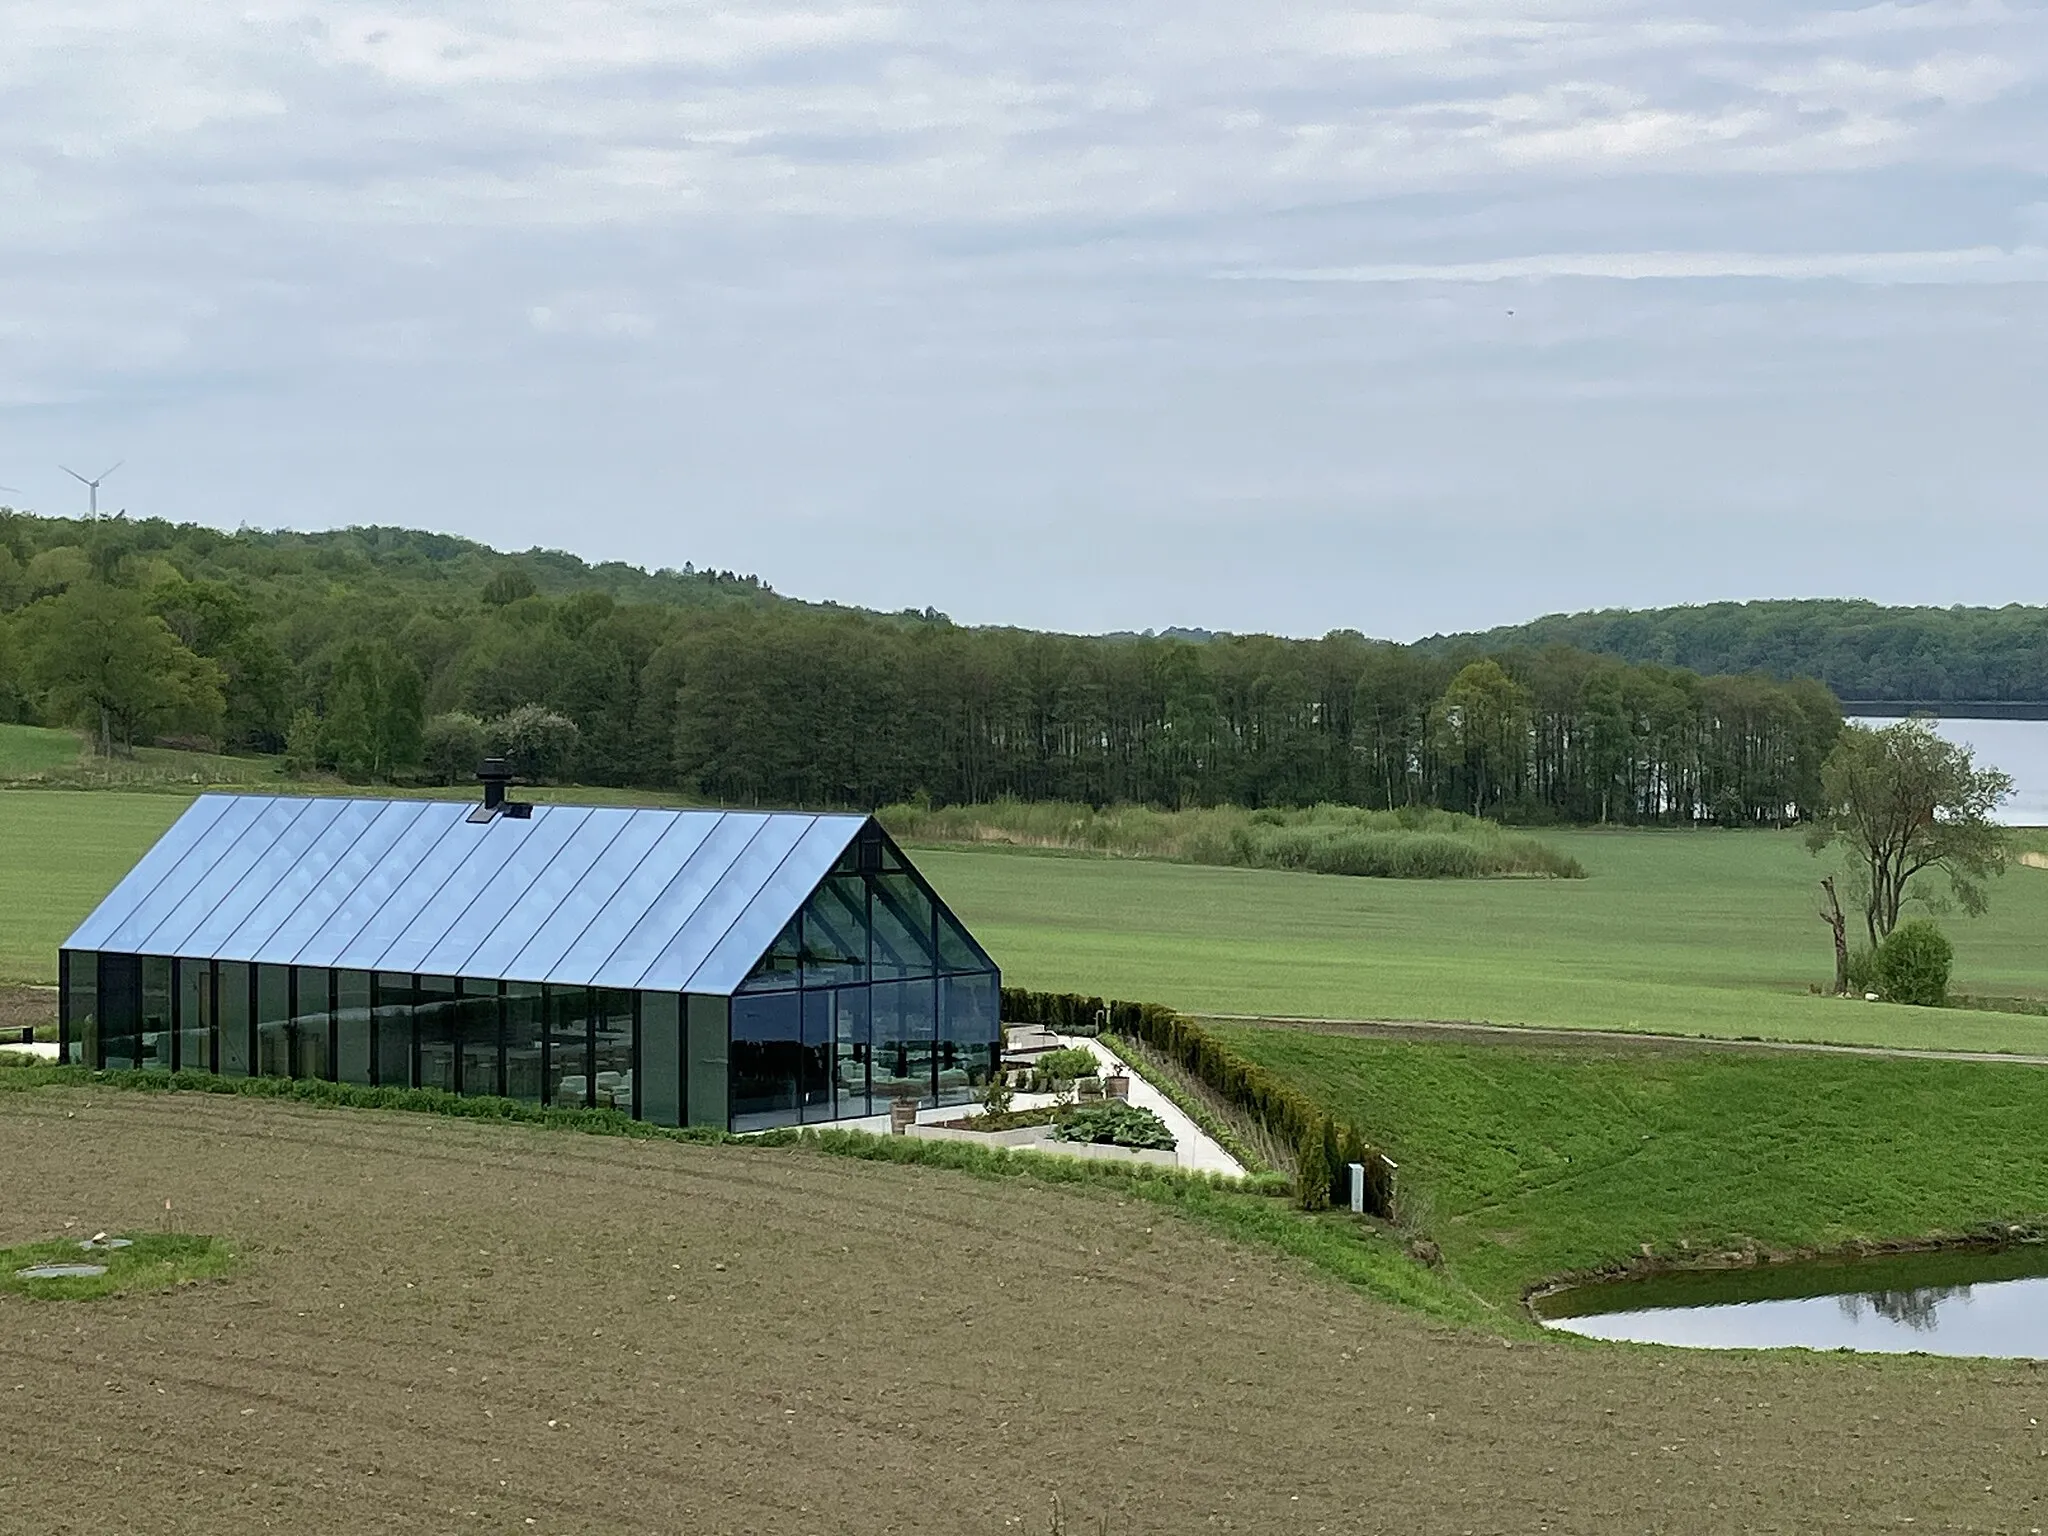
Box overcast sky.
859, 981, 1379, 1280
2, 1, 2044, 640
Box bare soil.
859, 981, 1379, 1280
1, 1088, 2043, 1534
0, 984, 53, 1040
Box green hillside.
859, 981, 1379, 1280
1427, 597, 2048, 705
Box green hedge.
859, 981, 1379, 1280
1003, 987, 1395, 1216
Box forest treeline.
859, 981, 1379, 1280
1432, 598, 2048, 703
0, 509, 1840, 824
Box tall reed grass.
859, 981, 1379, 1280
880, 799, 1585, 880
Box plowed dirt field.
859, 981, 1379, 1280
1, 1086, 2042, 1534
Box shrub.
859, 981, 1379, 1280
1296, 1119, 1332, 1211
879, 799, 1585, 880
1034, 1047, 1099, 1081
1844, 945, 1879, 996
421, 711, 487, 785
1052, 1103, 1176, 1151
1321, 1117, 1346, 1206
485, 704, 579, 783
1873, 920, 1953, 1007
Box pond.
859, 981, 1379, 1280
1534, 1244, 2048, 1360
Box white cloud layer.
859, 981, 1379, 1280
2, 0, 2046, 636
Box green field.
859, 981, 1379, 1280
1204, 1024, 2048, 1309
921, 828, 2048, 1053
12, 787, 2048, 1052
0, 791, 190, 982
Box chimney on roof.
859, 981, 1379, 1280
470, 758, 532, 823
479, 757, 512, 811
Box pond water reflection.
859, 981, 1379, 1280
1535, 1245, 2048, 1360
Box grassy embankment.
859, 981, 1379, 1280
0, 722, 289, 791
1202, 1024, 2048, 1312
881, 798, 1585, 879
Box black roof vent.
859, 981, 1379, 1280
469, 758, 533, 823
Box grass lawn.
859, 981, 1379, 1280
0, 792, 190, 983
1205, 1024, 2048, 1310
918, 828, 2048, 1053
0, 723, 92, 776
0, 1230, 235, 1300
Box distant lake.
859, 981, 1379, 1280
1861, 717, 2048, 827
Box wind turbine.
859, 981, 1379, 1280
60, 461, 121, 519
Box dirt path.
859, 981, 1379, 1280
1200, 1011, 2048, 1067
1, 1086, 2043, 1533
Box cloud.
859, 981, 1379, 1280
1230, 246, 2048, 284
0, 0, 2046, 635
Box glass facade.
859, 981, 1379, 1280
54, 820, 1000, 1132
336, 970, 373, 1085
505, 984, 544, 1103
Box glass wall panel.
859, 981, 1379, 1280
871, 874, 936, 979
595, 991, 635, 1111
291, 967, 332, 1081
740, 916, 801, 992
639, 993, 682, 1128
833, 986, 870, 1120
100, 954, 141, 1071
870, 978, 935, 1105
939, 972, 1000, 1106
256, 965, 291, 1077
457, 980, 502, 1098
61, 950, 98, 1069
547, 987, 591, 1107
140, 955, 172, 1070
937, 905, 991, 973
415, 976, 458, 1094
504, 984, 544, 1104
799, 990, 834, 1123
374, 972, 415, 1088
176, 959, 211, 1074
685, 995, 728, 1129
800, 877, 868, 989
218, 962, 252, 1077
730, 992, 801, 1131
336, 970, 373, 1085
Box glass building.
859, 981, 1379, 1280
59, 792, 1000, 1132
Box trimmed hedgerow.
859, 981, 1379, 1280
1003, 987, 1396, 1217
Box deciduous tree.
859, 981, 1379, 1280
1805, 720, 2012, 946
25, 583, 224, 753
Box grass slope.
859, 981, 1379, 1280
920, 827, 2048, 1052
1206, 1024, 2048, 1308
0, 723, 289, 790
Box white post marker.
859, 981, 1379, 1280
1347, 1162, 1366, 1214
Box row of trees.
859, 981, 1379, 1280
0, 509, 1841, 822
